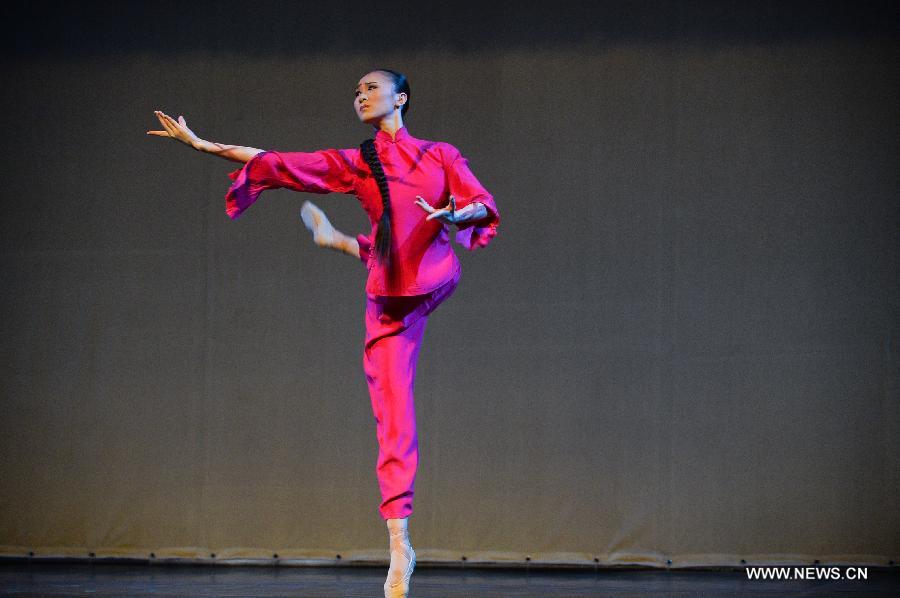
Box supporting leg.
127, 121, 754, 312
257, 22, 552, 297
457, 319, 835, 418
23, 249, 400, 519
363, 297, 430, 520
363, 272, 460, 597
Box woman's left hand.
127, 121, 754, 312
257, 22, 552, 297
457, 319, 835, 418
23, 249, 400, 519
415, 194, 460, 224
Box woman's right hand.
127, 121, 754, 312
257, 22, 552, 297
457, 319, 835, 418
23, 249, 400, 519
147, 110, 201, 149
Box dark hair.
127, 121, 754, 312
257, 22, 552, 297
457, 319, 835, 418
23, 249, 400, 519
360, 138, 393, 272
358, 68, 410, 281
376, 68, 410, 118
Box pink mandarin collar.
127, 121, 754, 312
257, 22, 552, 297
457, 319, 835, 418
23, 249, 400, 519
374, 126, 410, 144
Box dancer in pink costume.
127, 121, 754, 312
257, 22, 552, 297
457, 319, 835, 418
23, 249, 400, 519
148, 68, 499, 597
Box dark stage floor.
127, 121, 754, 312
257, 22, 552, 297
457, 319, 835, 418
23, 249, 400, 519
1, 561, 897, 596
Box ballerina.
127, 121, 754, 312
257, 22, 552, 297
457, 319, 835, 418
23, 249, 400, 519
148, 68, 499, 597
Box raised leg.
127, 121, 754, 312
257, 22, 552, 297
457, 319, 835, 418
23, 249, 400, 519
300, 200, 361, 259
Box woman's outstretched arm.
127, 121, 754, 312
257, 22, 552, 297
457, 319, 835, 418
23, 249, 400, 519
149, 110, 360, 219
147, 110, 264, 163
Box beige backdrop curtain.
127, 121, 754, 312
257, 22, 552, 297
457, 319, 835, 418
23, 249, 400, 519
1, 1, 897, 567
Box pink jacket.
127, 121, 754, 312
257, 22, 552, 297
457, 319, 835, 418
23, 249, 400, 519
225, 126, 499, 296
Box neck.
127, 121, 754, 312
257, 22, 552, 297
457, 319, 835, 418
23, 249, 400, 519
375, 113, 404, 140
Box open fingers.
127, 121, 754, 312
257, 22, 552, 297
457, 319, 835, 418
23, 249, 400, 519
425, 195, 455, 221
160, 120, 176, 137
414, 196, 435, 213
154, 112, 175, 136
157, 111, 183, 134
160, 113, 182, 134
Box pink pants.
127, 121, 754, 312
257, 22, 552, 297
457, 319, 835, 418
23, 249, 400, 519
360, 242, 461, 519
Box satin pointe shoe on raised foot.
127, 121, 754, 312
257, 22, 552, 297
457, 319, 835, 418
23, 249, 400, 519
383, 542, 416, 598
299, 200, 335, 248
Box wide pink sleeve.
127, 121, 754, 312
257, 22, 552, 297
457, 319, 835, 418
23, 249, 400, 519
443, 145, 500, 250
225, 148, 358, 219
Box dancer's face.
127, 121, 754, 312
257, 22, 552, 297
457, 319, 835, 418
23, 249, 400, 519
354, 70, 405, 124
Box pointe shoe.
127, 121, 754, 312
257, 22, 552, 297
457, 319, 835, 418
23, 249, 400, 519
383, 542, 416, 598
299, 200, 335, 247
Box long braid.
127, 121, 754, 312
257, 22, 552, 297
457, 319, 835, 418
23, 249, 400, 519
360, 138, 393, 273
